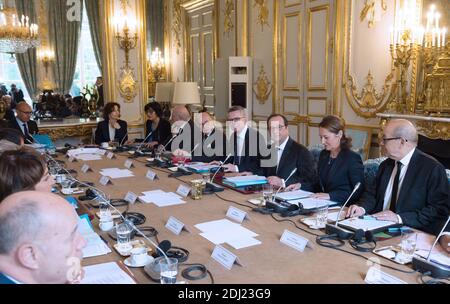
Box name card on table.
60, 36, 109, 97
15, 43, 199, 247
176, 185, 191, 198
280, 230, 310, 253
106, 152, 116, 159
146, 170, 158, 181
365, 267, 407, 284
98, 149, 107, 156
81, 164, 93, 174
226, 206, 249, 224
165, 216, 190, 235
124, 192, 138, 204
124, 159, 135, 169
99, 175, 113, 186
211, 245, 243, 270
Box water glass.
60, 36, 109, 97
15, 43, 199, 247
314, 202, 329, 229
262, 184, 273, 204
398, 232, 417, 263
116, 222, 132, 252
159, 258, 178, 284
202, 172, 211, 183
61, 179, 72, 190
99, 202, 112, 220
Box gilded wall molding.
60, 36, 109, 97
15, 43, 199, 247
173, 0, 184, 55
253, 65, 272, 104
254, 0, 270, 32
343, 0, 396, 119
360, 0, 387, 28
223, 0, 235, 37
344, 71, 395, 118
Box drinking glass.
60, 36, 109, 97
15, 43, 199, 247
314, 202, 329, 229
159, 258, 178, 284
116, 222, 132, 252
398, 232, 417, 263
99, 202, 112, 219
262, 184, 273, 204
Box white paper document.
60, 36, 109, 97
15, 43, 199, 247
81, 262, 136, 284
291, 198, 338, 210
195, 219, 261, 250
100, 168, 135, 179
275, 190, 313, 201
67, 148, 104, 161
415, 250, 450, 268
139, 190, 186, 207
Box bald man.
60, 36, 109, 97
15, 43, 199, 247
0, 191, 86, 284
347, 119, 449, 234
8, 102, 39, 144
169, 105, 198, 153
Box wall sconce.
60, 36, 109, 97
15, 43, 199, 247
114, 16, 138, 69
147, 47, 166, 97
37, 48, 54, 75
113, 9, 139, 103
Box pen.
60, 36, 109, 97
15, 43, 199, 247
99, 235, 109, 246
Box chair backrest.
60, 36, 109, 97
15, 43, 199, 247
346, 127, 371, 161
446, 169, 450, 184
363, 157, 387, 194
308, 144, 323, 168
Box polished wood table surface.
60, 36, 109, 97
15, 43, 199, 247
57, 152, 424, 284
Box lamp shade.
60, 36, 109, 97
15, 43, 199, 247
155, 82, 174, 102
172, 82, 201, 105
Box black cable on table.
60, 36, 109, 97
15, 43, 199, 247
214, 193, 254, 210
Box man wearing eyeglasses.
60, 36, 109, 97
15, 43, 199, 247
191, 111, 226, 163
222, 106, 266, 174
8, 102, 39, 144
262, 114, 317, 191
347, 119, 449, 234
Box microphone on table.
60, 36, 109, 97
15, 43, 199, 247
130, 130, 154, 158
264, 168, 299, 214
323, 182, 361, 240
169, 143, 200, 178
413, 215, 450, 279
205, 153, 233, 193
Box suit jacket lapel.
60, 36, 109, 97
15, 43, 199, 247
395, 150, 419, 211
277, 138, 293, 176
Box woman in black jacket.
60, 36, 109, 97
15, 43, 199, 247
312, 115, 364, 205
94, 102, 128, 146
144, 102, 172, 148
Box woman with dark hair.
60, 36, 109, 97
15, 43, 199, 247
312, 115, 364, 204
287, 116, 364, 205
0, 147, 55, 202
94, 102, 128, 146
144, 102, 171, 148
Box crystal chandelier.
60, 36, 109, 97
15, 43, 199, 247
0, 0, 39, 56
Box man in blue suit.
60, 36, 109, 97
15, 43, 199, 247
0, 191, 86, 284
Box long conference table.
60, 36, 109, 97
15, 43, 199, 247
57, 151, 427, 284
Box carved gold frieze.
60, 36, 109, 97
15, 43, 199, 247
118, 68, 138, 103
344, 70, 395, 118
253, 65, 272, 105
254, 0, 269, 32
173, 0, 184, 55
360, 0, 387, 28
39, 125, 95, 141
416, 121, 450, 140
223, 0, 234, 37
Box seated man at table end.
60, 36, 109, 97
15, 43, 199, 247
346, 119, 449, 234
0, 191, 86, 284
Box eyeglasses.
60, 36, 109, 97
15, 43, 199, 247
18, 110, 32, 115
227, 117, 244, 123
381, 137, 404, 144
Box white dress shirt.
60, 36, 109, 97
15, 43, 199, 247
382, 148, 416, 223
108, 124, 116, 142
275, 137, 289, 187
232, 125, 249, 173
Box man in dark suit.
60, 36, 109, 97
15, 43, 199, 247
347, 119, 449, 234
9, 84, 24, 109
0, 191, 87, 284
8, 102, 39, 144
95, 77, 104, 108
170, 105, 198, 153
191, 111, 226, 163
222, 106, 268, 174
261, 114, 317, 191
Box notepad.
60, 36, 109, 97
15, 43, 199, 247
81, 262, 136, 284
99, 168, 135, 179
139, 190, 186, 207
275, 190, 313, 201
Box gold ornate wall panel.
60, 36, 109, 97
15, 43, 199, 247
338, 0, 396, 125
283, 12, 301, 92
